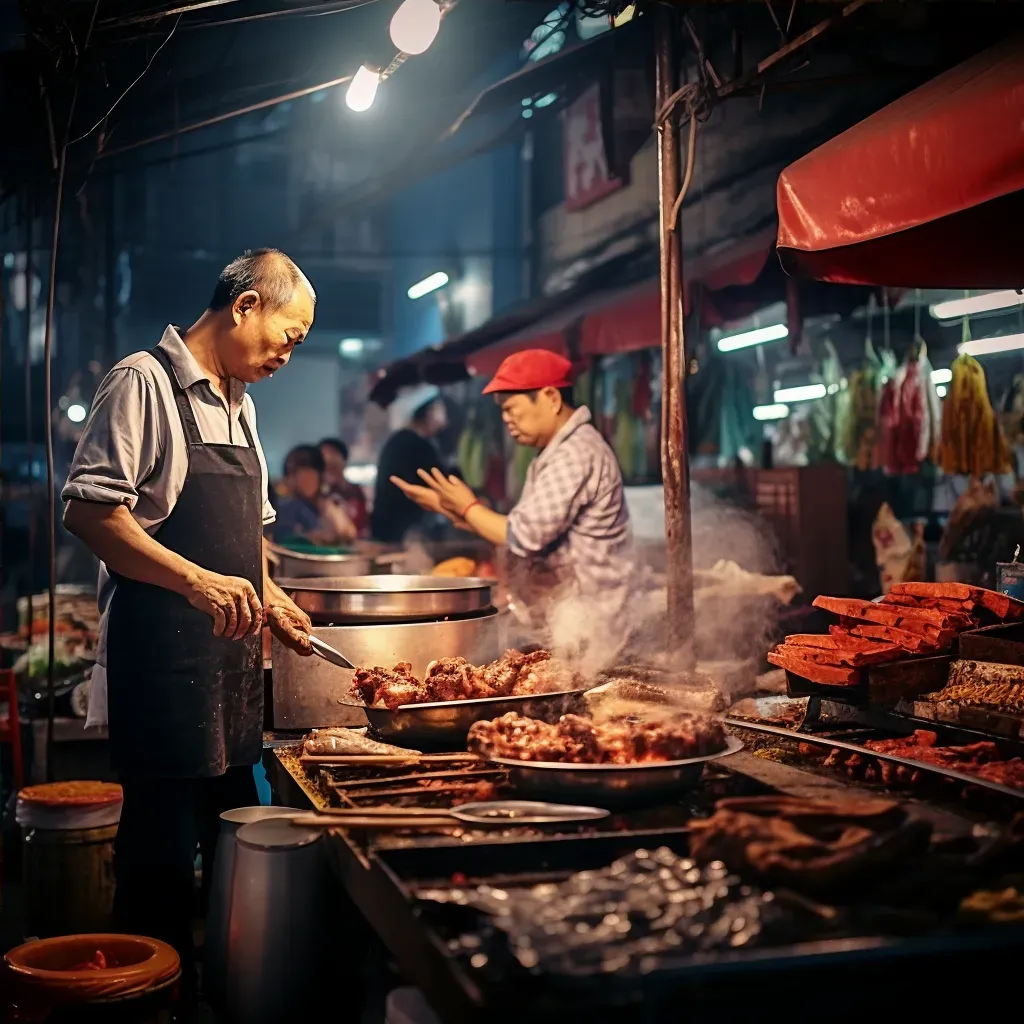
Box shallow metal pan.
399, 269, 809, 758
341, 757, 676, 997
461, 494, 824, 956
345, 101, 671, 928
486, 735, 744, 808
340, 689, 587, 747
279, 575, 495, 623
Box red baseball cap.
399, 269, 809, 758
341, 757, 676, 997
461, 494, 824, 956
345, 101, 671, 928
481, 349, 574, 395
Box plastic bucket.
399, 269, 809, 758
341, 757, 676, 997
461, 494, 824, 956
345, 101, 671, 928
17, 783, 122, 940
5, 934, 180, 1023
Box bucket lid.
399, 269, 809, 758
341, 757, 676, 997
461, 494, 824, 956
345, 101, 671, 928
18, 782, 122, 809
236, 817, 321, 851
220, 806, 302, 826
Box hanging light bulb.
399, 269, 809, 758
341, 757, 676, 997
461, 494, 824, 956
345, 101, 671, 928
346, 65, 380, 112
390, 0, 441, 55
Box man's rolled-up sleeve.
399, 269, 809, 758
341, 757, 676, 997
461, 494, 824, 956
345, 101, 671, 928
61, 367, 159, 509
506, 454, 590, 556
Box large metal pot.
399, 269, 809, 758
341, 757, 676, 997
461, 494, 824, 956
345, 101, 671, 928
278, 574, 495, 624
266, 541, 372, 580
270, 611, 503, 729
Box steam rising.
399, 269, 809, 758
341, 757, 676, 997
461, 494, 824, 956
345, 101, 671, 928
519, 482, 798, 711
393, 483, 797, 716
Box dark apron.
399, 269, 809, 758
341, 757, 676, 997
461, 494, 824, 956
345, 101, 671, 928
107, 346, 264, 779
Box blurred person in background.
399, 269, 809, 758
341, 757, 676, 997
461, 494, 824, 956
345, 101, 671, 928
371, 384, 449, 543
319, 437, 369, 537
273, 444, 357, 546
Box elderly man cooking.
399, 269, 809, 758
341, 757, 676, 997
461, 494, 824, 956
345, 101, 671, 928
62, 248, 315, 998
392, 350, 634, 670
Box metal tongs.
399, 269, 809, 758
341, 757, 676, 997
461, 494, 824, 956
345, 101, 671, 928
307, 635, 356, 670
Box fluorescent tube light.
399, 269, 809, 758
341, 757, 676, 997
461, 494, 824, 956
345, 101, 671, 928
752, 403, 789, 421
407, 272, 449, 300
959, 332, 1024, 358
930, 290, 1024, 320
717, 323, 788, 353
930, 368, 952, 384
773, 383, 826, 403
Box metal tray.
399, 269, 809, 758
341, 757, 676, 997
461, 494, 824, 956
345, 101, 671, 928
279, 574, 495, 623
487, 736, 744, 807
342, 689, 587, 747
450, 801, 610, 825
725, 717, 1024, 800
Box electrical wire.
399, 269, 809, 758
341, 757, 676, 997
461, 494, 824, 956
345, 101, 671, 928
70, 15, 182, 145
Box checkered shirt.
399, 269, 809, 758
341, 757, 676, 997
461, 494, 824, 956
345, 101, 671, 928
506, 406, 633, 620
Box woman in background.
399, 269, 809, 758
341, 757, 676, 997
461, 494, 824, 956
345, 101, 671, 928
319, 437, 369, 538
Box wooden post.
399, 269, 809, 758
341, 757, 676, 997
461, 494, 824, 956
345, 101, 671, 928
654, 5, 696, 668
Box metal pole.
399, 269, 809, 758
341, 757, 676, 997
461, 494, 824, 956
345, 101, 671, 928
23, 190, 35, 661
43, 130, 71, 782
654, 4, 695, 667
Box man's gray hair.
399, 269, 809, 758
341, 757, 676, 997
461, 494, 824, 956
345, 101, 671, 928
208, 248, 315, 313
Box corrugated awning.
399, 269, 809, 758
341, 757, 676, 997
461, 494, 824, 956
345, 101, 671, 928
776, 36, 1024, 288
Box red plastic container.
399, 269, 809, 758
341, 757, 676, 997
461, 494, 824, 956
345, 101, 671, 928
4, 934, 180, 1023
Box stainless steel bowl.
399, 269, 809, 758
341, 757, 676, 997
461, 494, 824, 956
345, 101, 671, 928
278, 575, 494, 624
342, 689, 587, 747
487, 735, 744, 807
267, 543, 373, 580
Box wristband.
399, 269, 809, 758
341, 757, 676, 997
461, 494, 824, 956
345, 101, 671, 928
460, 499, 481, 520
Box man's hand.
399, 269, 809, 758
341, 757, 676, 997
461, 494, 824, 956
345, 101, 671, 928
415, 468, 477, 521
390, 476, 444, 515
264, 578, 313, 656
186, 569, 263, 640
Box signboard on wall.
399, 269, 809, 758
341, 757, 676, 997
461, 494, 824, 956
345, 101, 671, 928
563, 83, 625, 212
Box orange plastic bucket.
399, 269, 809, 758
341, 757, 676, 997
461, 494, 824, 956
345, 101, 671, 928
4, 934, 180, 1023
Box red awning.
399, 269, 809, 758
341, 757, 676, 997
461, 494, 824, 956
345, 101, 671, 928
467, 327, 568, 379
468, 228, 778, 374
776, 37, 1024, 288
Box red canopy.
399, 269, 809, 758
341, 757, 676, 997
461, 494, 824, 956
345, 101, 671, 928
776, 37, 1024, 288
469, 228, 777, 376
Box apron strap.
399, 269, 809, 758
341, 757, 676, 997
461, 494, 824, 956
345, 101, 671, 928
237, 402, 256, 449
150, 345, 203, 447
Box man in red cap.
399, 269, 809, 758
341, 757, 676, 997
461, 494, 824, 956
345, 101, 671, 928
392, 349, 633, 667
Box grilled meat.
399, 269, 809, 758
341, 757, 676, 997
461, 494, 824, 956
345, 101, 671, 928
424, 657, 482, 701
824, 728, 1024, 791
480, 649, 549, 696
352, 662, 426, 709
349, 649, 563, 707
303, 728, 420, 756
512, 653, 581, 695
468, 711, 726, 764
926, 659, 1024, 713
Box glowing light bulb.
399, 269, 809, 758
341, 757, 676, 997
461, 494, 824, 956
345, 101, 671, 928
390, 0, 441, 55
345, 65, 380, 112
67, 403, 87, 423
